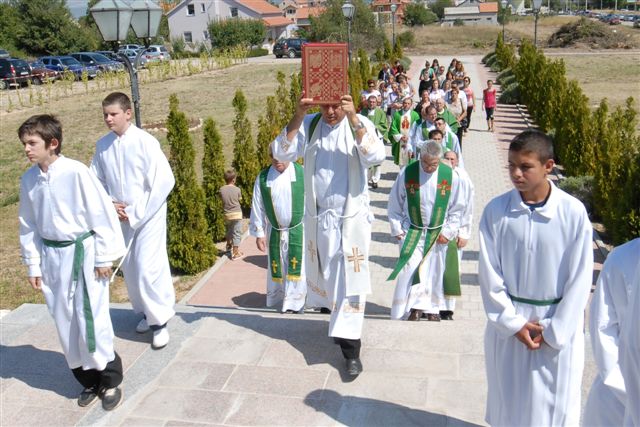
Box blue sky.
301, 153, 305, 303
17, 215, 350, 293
67, 0, 89, 18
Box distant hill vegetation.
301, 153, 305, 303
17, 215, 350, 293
548, 17, 636, 49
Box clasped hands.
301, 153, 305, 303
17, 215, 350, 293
515, 322, 545, 350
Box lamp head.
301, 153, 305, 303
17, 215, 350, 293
90, 0, 133, 42
342, 0, 355, 20
129, 0, 163, 40
390, 3, 397, 13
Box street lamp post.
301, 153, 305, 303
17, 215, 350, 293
390, 3, 397, 47
90, 0, 162, 128
533, 0, 543, 48
341, 0, 355, 63
501, 0, 508, 41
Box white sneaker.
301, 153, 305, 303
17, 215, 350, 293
152, 328, 170, 349
136, 317, 150, 333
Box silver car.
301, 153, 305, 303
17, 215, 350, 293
143, 45, 171, 63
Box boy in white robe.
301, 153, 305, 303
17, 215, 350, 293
91, 92, 175, 350
478, 130, 593, 426
585, 238, 640, 426
441, 150, 474, 320
250, 152, 307, 313
18, 115, 126, 410
272, 93, 385, 377
619, 255, 640, 427
388, 141, 465, 321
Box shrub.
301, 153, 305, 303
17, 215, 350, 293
248, 47, 269, 57
166, 94, 217, 274
231, 89, 259, 212
496, 67, 513, 84
498, 82, 520, 104
202, 118, 227, 242
398, 31, 416, 48
499, 74, 516, 88
453, 19, 465, 26
481, 51, 496, 64
402, 4, 438, 26
557, 176, 594, 215
208, 18, 266, 49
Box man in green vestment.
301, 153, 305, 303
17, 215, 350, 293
361, 95, 388, 189
435, 98, 459, 136
387, 141, 465, 321
388, 96, 420, 167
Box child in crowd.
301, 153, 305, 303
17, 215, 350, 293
482, 80, 497, 132
220, 168, 244, 260
18, 114, 126, 410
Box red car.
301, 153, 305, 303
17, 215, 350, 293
28, 60, 60, 84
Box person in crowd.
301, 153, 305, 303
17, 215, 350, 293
389, 96, 420, 167
388, 141, 464, 321
447, 87, 467, 147
478, 130, 593, 426
462, 77, 475, 134
249, 149, 307, 314
271, 92, 385, 377
584, 238, 639, 426
482, 79, 497, 132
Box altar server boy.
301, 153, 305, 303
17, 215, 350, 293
478, 130, 593, 426
18, 115, 126, 410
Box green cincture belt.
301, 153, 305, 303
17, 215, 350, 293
259, 163, 304, 283
388, 161, 453, 286
42, 230, 97, 353
508, 294, 563, 306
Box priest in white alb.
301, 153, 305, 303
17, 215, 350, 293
249, 150, 307, 314
388, 141, 465, 322
272, 93, 385, 377
619, 248, 640, 427
584, 237, 640, 426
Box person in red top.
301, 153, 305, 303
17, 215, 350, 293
482, 80, 497, 132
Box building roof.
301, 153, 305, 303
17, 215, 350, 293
479, 2, 499, 12
370, 0, 410, 6
296, 6, 323, 19
444, 5, 479, 14
263, 15, 294, 26
236, 0, 283, 14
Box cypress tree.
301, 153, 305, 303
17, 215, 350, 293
256, 95, 279, 169
276, 71, 291, 124
393, 39, 403, 61
202, 117, 227, 242
166, 94, 217, 274
383, 38, 393, 62
288, 72, 302, 118
231, 89, 259, 212
357, 48, 371, 85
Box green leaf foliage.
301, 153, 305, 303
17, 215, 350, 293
430, 0, 453, 20
202, 118, 227, 242
208, 18, 266, 49
231, 89, 259, 212
308, 0, 385, 51
402, 4, 438, 26
166, 94, 217, 274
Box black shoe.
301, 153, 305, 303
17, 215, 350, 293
77, 386, 99, 407
407, 309, 422, 321
319, 307, 332, 314
440, 310, 454, 320
346, 358, 363, 377
100, 387, 123, 411
372, 182, 378, 189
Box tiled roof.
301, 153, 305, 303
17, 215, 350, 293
236, 0, 283, 15
479, 2, 499, 12
296, 6, 323, 18
264, 16, 294, 26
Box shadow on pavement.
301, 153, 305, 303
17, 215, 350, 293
0, 344, 80, 399
232, 291, 266, 308
304, 389, 482, 427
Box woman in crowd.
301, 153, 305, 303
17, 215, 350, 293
462, 76, 474, 134
429, 78, 446, 103
447, 87, 467, 146
453, 61, 466, 89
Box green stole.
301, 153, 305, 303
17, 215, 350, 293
259, 163, 304, 283
388, 162, 453, 286
42, 230, 97, 352
443, 131, 455, 152
442, 241, 461, 296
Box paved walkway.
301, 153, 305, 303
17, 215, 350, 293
0, 55, 597, 426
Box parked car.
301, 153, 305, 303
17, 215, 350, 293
39, 56, 99, 80
116, 49, 149, 68
143, 45, 171, 62
273, 38, 307, 58
0, 49, 10, 59
0, 58, 31, 89
70, 52, 124, 73
120, 44, 142, 51
27, 60, 60, 85
95, 50, 121, 62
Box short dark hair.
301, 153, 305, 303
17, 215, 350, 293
18, 114, 63, 155
224, 168, 237, 183
509, 130, 554, 163
428, 129, 443, 139
102, 92, 132, 111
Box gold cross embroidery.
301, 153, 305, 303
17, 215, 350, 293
271, 259, 278, 274
347, 247, 365, 273
290, 256, 299, 270
437, 179, 451, 196
307, 241, 316, 263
